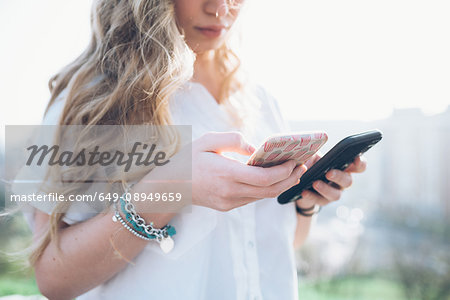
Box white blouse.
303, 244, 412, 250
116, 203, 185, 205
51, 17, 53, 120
21, 81, 299, 300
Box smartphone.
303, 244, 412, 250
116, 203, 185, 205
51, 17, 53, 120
277, 129, 383, 204
247, 132, 328, 168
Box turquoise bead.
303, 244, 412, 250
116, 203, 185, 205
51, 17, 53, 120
167, 226, 176, 236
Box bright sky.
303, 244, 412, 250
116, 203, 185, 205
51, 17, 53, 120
1, 0, 449, 126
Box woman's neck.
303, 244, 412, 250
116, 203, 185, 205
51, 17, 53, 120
192, 50, 223, 103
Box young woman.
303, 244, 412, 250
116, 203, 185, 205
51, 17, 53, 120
24, 0, 366, 299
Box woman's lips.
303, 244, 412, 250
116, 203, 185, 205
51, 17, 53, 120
195, 26, 226, 38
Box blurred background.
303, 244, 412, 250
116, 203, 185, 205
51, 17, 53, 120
1, 0, 449, 299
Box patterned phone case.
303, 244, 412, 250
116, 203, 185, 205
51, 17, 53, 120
247, 132, 328, 168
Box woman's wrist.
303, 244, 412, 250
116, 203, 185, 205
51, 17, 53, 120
295, 196, 315, 210
295, 197, 320, 217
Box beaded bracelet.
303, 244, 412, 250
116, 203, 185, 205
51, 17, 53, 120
112, 185, 176, 253
119, 196, 176, 239
112, 210, 154, 241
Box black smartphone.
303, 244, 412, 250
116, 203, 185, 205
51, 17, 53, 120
277, 129, 383, 204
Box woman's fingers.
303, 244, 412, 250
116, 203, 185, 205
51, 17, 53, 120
345, 155, 367, 173
294, 155, 368, 209
300, 190, 331, 207
304, 153, 321, 169
232, 159, 300, 186
312, 180, 342, 201
325, 169, 353, 189
233, 164, 307, 199
196, 131, 256, 156
321, 155, 366, 190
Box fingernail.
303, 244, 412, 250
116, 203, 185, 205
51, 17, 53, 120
247, 144, 256, 153
301, 165, 308, 175
328, 170, 336, 179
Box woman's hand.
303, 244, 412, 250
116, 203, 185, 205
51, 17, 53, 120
192, 132, 307, 212
296, 154, 367, 209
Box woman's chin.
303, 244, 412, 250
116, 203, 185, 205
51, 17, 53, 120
188, 40, 225, 54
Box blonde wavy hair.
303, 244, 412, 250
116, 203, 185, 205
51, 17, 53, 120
2, 0, 250, 270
